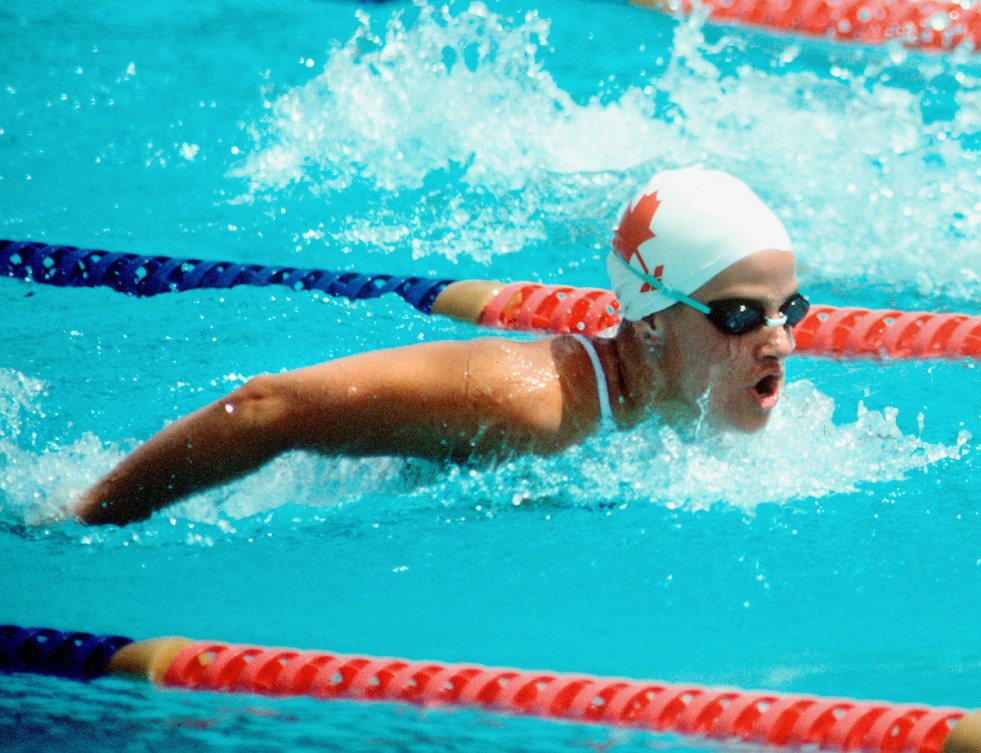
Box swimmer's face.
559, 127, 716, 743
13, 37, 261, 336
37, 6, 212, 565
656, 249, 800, 433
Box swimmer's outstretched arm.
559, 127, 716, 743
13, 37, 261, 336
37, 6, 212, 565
72, 338, 574, 525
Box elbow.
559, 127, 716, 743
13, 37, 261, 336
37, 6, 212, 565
220, 374, 294, 451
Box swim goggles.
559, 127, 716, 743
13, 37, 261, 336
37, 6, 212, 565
614, 253, 809, 335
697, 293, 810, 336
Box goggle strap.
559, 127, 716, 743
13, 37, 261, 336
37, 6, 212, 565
614, 254, 711, 315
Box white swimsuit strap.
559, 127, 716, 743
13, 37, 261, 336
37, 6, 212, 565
571, 335, 615, 428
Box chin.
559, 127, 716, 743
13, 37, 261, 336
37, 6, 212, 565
692, 386, 777, 434
712, 408, 772, 434
707, 386, 779, 434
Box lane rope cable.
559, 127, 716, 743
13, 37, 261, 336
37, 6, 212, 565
3, 239, 979, 359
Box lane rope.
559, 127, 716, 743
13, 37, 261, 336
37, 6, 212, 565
627, 0, 979, 52
3, 238, 979, 359
0, 239, 451, 314
1, 624, 976, 753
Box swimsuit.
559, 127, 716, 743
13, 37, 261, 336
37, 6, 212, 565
571, 335, 616, 430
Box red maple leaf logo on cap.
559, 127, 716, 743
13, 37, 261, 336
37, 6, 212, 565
612, 190, 663, 292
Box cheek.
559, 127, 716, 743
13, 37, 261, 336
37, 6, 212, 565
661, 318, 756, 402
676, 345, 728, 402
724, 335, 758, 362
687, 336, 751, 388
692, 341, 760, 414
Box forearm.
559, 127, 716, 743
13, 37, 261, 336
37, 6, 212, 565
73, 394, 285, 525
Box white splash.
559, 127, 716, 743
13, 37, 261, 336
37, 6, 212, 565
0, 369, 126, 527
230, 0, 977, 305
412, 380, 969, 514
230, 1, 671, 262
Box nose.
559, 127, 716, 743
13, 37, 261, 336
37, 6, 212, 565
758, 323, 795, 358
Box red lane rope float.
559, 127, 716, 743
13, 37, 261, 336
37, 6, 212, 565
475, 283, 981, 359
628, 0, 979, 52
160, 640, 967, 753
793, 304, 981, 358
476, 282, 622, 335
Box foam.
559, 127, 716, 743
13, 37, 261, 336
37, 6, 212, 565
362, 380, 971, 517
230, 1, 976, 308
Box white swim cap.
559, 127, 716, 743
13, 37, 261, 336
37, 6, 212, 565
607, 168, 792, 321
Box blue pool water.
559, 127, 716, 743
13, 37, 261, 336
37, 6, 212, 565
1, 0, 979, 750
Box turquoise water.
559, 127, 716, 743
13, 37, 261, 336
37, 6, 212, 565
1, 0, 979, 750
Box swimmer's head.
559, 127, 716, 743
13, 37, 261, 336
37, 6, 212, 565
607, 168, 792, 321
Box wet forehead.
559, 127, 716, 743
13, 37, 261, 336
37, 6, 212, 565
694, 249, 799, 304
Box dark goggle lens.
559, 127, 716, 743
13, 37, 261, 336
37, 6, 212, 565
709, 305, 762, 335
707, 294, 810, 336
782, 293, 810, 327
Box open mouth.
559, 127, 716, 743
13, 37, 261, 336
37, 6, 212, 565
750, 374, 781, 408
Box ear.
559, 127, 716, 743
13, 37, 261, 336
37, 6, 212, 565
633, 314, 664, 343
633, 315, 664, 343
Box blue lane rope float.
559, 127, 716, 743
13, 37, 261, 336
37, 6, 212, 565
0, 624, 132, 681
0, 239, 452, 315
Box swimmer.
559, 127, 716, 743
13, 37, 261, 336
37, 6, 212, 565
72, 167, 808, 525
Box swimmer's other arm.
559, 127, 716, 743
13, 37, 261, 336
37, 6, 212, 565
71, 339, 572, 525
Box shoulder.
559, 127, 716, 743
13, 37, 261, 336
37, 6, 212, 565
342, 336, 598, 453
462, 336, 560, 376
456, 337, 560, 403
461, 336, 602, 446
